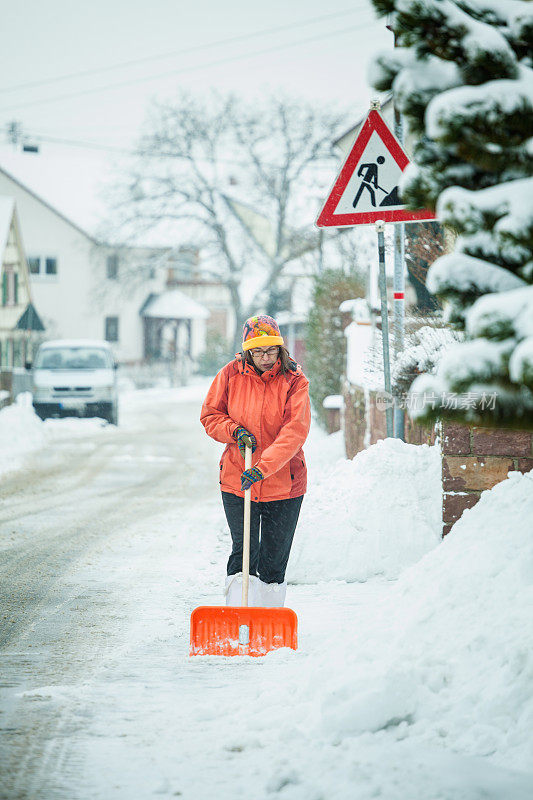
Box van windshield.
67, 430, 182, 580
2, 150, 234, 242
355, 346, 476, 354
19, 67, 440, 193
34, 347, 113, 370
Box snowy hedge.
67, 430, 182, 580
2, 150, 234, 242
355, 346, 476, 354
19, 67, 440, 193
369, 0, 533, 428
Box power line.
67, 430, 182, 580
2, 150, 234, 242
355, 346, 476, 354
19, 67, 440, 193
2, 126, 339, 170
7, 131, 134, 154
0, 6, 370, 95
0, 20, 377, 114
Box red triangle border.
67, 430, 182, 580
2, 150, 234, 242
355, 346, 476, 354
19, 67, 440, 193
316, 109, 435, 227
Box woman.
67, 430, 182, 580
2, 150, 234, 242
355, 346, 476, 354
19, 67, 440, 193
200, 314, 311, 607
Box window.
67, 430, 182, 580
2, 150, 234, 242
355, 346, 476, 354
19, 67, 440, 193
28, 256, 58, 277
2, 270, 17, 306
105, 316, 119, 342
35, 346, 113, 370
167, 249, 197, 282
106, 254, 119, 279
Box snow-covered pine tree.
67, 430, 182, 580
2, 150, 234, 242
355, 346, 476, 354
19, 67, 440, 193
369, 0, 533, 429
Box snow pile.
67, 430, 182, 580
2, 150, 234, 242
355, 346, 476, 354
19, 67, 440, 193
0, 393, 115, 478
0, 394, 48, 477
291, 437, 442, 583
0, 382, 212, 480
315, 468, 533, 775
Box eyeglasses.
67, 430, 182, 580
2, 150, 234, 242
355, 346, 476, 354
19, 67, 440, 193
249, 346, 279, 358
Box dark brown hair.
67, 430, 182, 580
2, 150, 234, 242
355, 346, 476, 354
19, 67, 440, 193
243, 345, 295, 375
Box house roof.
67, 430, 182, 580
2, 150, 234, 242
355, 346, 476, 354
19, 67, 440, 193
140, 289, 210, 320
0, 149, 200, 250
0, 158, 98, 243
16, 303, 45, 331
0, 196, 15, 254
333, 94, 393, 152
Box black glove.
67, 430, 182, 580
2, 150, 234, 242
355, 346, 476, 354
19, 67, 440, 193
233, 426, 257, 457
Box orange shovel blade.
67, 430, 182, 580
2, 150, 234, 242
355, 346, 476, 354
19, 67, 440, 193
190, 606, 297, 657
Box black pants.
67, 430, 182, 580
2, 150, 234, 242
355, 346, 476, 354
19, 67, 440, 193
222, 492, 304, 584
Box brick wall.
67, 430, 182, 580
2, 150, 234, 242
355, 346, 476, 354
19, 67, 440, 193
343, 384, 367, 457
442, 423, 533, 535
324, 408, 341, 434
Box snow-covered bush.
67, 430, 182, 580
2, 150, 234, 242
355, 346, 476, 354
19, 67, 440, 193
392, 316, 463, 396
369, 0, 533, 428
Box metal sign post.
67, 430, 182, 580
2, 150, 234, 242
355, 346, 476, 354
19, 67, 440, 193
392, 224, 405, 438
316, 103, 435, 440
393, 107, 406, 440
376, 220, 394, 438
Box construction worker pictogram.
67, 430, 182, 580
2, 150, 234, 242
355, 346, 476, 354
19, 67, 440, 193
316, 109, 435, 227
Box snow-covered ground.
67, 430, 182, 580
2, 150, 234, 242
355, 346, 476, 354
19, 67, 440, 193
0, 385, 531, 799
0, 391, 115, 479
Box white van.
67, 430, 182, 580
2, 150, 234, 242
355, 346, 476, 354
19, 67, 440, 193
32, 339, 119, 425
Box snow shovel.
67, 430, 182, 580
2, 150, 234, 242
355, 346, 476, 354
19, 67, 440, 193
190, 445, 298, 657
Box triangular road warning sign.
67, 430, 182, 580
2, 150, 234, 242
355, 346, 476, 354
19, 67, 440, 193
316, 109, 436, 227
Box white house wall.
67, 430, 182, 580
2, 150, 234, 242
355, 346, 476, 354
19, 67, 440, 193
0, 172, 101, 343
98, 273, 160, 363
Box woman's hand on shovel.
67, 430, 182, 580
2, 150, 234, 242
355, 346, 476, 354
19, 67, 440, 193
241, 467, 263, 491
233, 426, 257, 457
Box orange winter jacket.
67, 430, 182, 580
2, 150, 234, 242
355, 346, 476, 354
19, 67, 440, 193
200, 354, 311, 502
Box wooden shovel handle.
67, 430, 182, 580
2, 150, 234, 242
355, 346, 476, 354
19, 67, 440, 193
242, 445, 252, 607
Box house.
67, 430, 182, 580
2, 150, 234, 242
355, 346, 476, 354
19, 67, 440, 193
0, 196, 45, 372
333, 96, 397, 157
89, 244, 213, 366
0, 160, 233, 373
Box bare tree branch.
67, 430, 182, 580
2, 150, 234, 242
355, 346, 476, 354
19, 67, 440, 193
102, 91, 347, 351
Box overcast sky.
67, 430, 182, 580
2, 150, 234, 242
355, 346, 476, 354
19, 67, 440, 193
1, 0, 392, 152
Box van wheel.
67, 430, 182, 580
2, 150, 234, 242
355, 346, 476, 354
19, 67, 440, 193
33, 403, 50, 421
102, 402, 118, 426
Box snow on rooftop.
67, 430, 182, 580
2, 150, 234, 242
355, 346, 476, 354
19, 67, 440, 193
322, 394, 344, 409
339, 297, 371, 322
141, 289, 209, 320
0, 146, 112, 237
